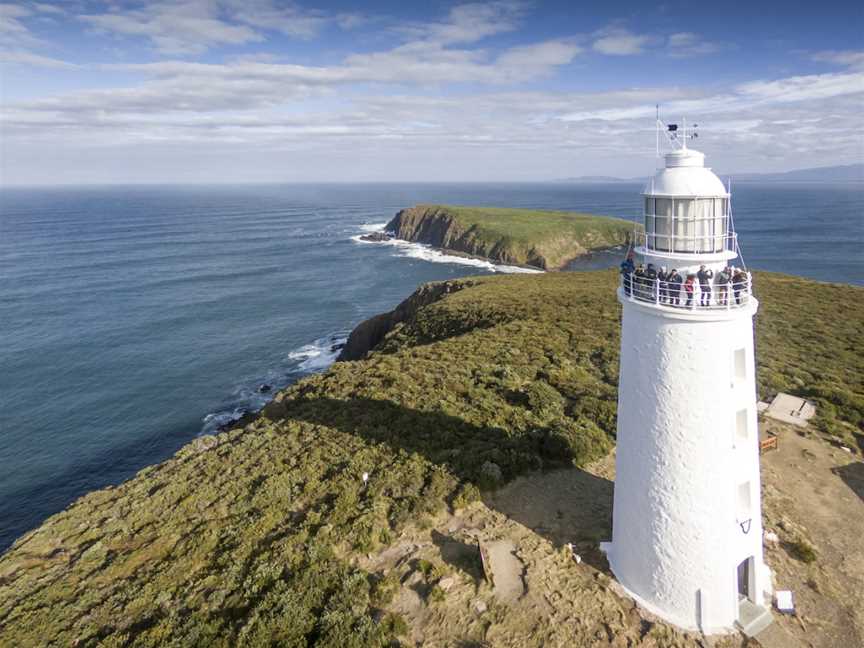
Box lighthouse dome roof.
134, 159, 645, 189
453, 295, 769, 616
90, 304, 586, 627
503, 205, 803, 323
643, 148, 728, 197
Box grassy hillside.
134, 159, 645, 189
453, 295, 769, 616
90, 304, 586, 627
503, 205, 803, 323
387, 205, 635, 269
0, 271, 860, 647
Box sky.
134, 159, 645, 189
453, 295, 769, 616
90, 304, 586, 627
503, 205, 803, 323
0, 0, 862, 185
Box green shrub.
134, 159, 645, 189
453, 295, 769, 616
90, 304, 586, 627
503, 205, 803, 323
370, 571, 401, 608
452, 482, 481, 510
524, 381, 566, 421
477, 461, 503, 490
788, 538, 817, 564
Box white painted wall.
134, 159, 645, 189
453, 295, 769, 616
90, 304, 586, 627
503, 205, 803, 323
607, 294, 767, 633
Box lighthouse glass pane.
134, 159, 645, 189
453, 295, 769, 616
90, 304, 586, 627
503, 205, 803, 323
715, 199, 728, 251
672, 199, 694, 252
644, 198, 654, 248
655, 198, 673, 251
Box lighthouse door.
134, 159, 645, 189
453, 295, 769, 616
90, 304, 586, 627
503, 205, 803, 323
737, 557, 753, 601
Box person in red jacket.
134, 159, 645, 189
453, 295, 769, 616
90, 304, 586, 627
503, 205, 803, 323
684, 274, 696, 308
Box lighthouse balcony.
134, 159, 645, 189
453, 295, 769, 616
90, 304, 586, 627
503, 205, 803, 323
633, 230, 739, 261
619, 272, 754, 312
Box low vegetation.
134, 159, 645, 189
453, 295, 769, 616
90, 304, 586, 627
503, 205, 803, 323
0, 270, 859, 646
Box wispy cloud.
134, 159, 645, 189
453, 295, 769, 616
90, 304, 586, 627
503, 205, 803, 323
591, 27, 657, 56
406, 1, 527, 45
666, 32, 724, 58
80, 1, 264, 55
811, 49, 864, 70
0, 4, 42, 48
0, 49, 79, 68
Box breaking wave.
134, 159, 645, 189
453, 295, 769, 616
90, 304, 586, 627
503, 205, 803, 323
351, 223, 542, 274
200, 331, 348, 434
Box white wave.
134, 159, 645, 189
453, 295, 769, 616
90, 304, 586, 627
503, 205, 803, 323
350, 220, 542, 273
286, 337, 344, 372
379, 237, 543, 274
359, 221, 389, 233
200, 331, 348, 434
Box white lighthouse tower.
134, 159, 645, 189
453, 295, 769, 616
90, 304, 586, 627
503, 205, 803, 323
603, 121, 773, 635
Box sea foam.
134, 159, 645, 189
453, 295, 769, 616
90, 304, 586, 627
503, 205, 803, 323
200, 331, 348, 434
351, 223, 542, 274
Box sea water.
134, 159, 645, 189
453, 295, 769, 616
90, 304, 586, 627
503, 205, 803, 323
1, 182, 861, 551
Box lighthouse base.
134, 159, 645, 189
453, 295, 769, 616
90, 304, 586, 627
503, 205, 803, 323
600, 542, 773, 636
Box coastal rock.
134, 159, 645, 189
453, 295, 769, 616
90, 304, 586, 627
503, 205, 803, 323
358, 231, 391, 242
386, 204, 633, 270
337, 279, 477, 361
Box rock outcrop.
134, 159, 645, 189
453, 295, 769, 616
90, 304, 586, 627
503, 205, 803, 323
337, 279, 475, 361
386, 205, 633, 270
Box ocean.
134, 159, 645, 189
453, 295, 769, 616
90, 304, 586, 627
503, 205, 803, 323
1, 182, 861, 551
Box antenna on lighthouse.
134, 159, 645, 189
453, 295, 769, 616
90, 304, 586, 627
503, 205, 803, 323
655, 104, 660, 158
657, 117, 699, 151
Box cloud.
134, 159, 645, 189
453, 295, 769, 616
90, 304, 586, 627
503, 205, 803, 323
0, 49, 79, 68
80, 1, 263, 55
74, 1, 526, 56
0, 3, 41, 47
591, 28, 656, 56
496, 39, 582, 69
666, 32, 723, 58
811, 49, 864, 70
221, 0, 328, 40
419, 1, 527, 45
2, 5, 863, 182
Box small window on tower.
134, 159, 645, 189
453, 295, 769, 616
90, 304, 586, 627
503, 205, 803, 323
734, 348, 746, 384
736, 409, 749, 441
737, 482, 752, 516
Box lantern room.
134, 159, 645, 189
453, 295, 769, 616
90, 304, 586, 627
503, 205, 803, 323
642, 148, 734, 255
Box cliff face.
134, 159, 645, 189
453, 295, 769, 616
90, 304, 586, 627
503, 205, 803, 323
386, 205, 633, 270
337, 279, 475, 361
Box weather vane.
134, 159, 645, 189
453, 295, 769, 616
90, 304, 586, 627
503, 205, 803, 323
655, 105, 698, 156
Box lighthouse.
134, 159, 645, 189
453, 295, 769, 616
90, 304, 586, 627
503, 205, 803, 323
602, 121, 773, 635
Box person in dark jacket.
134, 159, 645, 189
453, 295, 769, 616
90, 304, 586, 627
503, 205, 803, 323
658, 266, 669, 304
667, 268, 682, 306
732, 268, 747, 305
717, 266, 732, 306
620, 255, 635, 296
697, 264, 714, 306
645, 263, 658, 301
633, 264, 646, 300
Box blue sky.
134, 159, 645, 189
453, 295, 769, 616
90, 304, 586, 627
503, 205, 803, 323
1, 0, 862, 184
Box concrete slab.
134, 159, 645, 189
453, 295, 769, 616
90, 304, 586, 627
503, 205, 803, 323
765, 393, 815, 428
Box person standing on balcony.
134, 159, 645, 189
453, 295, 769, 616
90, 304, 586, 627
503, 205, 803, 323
684, 274, 696, 307
667, 269, 682, 306
620, 255, 635, 296
697, 265, 714, 306
658, 266, 669, 304
717, 266, 731, 306
645, 264, 659, 301
732, 268, 747, 305
634, 263, 646, 300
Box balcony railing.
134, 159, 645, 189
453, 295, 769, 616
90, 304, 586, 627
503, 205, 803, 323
636, 230, 738, 255
620, 271, 753, 311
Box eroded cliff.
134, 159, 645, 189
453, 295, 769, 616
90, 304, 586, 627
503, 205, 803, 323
386, 204, 634, 270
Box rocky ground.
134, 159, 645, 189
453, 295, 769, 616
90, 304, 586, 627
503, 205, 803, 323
354, 421, 862, 647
